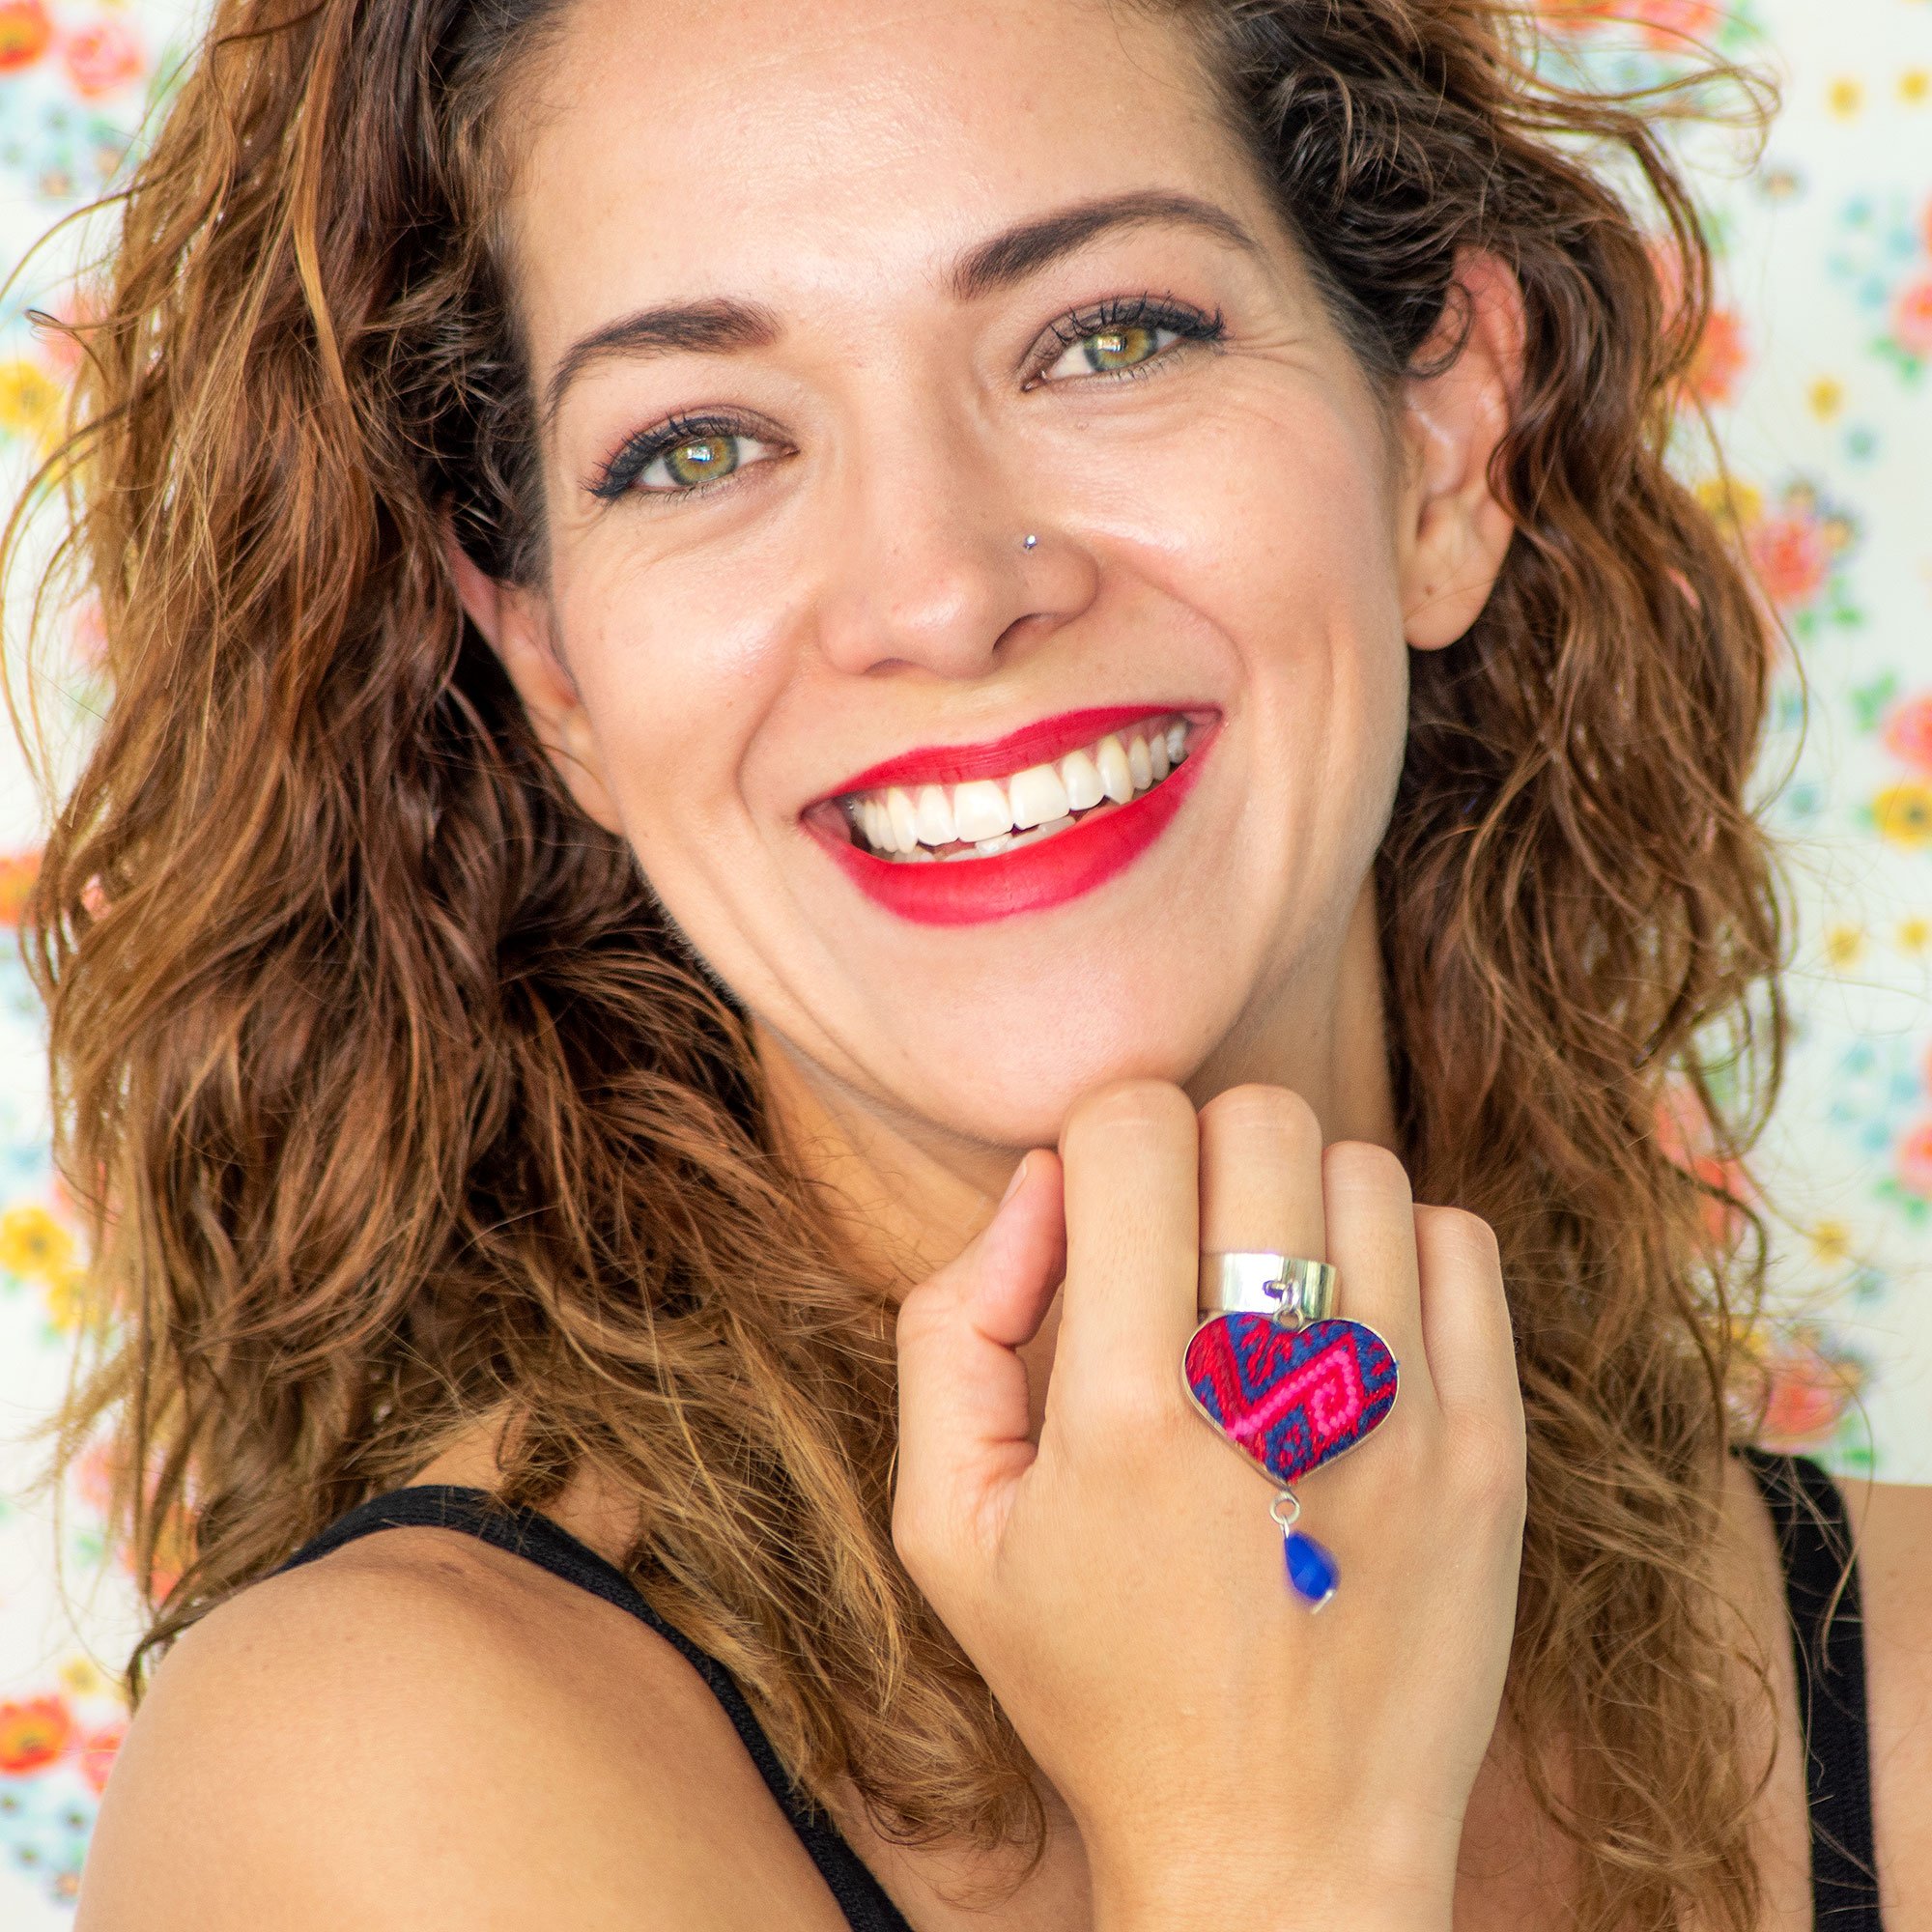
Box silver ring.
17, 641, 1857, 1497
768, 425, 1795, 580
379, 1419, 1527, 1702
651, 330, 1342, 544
1196, 1252, 1337, 1327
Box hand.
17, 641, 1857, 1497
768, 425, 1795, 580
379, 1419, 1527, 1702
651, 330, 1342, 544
893, 1081, 1525, 1932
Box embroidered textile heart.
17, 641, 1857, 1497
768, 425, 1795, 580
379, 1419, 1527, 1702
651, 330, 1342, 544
1183, 1313, 1399, 1488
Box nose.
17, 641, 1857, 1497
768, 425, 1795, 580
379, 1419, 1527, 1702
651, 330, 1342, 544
810, 396, 1096, 680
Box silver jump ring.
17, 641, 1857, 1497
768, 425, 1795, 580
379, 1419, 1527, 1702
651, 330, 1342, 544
1196, 1251, 1337, 1327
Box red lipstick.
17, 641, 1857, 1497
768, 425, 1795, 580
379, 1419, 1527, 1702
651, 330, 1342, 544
822, 704, 1178, 799
810, 715, 1214, 927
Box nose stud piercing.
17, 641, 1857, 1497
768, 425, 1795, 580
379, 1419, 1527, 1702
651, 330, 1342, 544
1021, 532, 1037, 550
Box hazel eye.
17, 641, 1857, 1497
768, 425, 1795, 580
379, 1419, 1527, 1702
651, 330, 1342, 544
636, 430, 778, 495
1040, 320, 1182, 383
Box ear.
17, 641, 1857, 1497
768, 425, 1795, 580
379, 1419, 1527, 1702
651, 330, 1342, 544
1395, 250, 1526, 651
441, 526, 624, 834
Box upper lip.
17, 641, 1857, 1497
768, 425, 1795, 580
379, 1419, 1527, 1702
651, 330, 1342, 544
818, 704, 1195, 801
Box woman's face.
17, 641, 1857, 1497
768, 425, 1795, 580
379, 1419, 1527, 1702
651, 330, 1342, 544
472, 0, 1515, 1156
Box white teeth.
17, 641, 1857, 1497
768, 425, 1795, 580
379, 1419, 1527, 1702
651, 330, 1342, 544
1095, 734, 1135, 805
1009, 761, 1071, 830
887, 787, 920, 852
952, 779, 1013, 843
914, 784, 955, 846
1060, 746, 1104, 810
844, 714, 1196, 857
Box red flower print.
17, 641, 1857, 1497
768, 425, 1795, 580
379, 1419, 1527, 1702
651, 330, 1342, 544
0, 0, 49, 70
0, 1694, 74, 1774
1536, 0, 1608, 29
1634, 0, 1721, 49
1688, 306, 1749, 404
62, 16, 141, 98
1898, 1120, 1932, 1199
1748, 513, 1830, 611
1892, 274, 1932, 360
76, 1721, 125, 1795
1882, 694, 1932, 775
1760, 1344, 1856, 1450
0, 849, 40, 928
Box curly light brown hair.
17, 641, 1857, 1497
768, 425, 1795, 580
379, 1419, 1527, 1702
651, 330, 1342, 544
6, 1, 1791, 1927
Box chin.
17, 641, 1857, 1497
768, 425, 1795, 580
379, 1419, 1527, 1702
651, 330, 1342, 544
841, 951, 1255, 1151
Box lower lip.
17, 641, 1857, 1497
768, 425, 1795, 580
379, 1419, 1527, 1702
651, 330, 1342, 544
813, 730, 1210, 927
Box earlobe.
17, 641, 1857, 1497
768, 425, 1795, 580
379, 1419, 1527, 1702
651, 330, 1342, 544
439, 522, 625, 835
1397, 251, 1526, 652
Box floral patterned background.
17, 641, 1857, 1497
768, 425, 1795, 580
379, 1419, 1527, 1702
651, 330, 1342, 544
1, 0, 1930, 1918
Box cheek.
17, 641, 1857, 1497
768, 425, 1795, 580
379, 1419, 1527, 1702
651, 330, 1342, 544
549, 552, 793, 847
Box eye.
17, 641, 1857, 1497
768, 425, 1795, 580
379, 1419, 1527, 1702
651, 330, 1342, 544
591, 415, 782, 502
1041, 319, 1180, 381
638, 429, 773, 493
1032, 297, 1225, 388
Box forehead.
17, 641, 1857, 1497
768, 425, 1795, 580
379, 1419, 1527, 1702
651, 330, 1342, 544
503, 0, 1258, 357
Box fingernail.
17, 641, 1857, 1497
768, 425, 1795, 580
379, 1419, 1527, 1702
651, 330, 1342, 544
999, 1153, 1030, 1206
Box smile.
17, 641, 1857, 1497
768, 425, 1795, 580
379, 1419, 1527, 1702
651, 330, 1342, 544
808, 704, 1215, 926
841, 714, 1192, 861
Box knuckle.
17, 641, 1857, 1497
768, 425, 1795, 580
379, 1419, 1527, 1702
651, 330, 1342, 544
1380, 1414, 1437, 1492
1415, 1204, 1503, 1272
890, 1490, 960, 1582
1061, 1077, 1193, 1152
889, 1496, 937, 1574
1321, 1138, 1414, 1205
1446, 1407, 1528, 1514
893, 1279, 955, 1353
1088, 1367, 1189, 1448
1196, 1084, 1322, 1162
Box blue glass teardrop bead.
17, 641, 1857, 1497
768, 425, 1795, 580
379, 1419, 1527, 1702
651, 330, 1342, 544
1283, 1528, 1339, 1608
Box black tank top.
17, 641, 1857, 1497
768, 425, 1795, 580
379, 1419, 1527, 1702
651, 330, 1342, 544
276, 1448, 1883, 1930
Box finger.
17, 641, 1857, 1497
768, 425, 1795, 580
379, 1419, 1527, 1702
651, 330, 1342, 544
894, 1151, 1066, 1574
1412, 1205, 1515, 1419
1050, 1079, 1198, 1404
1197, 1084, 1326, 1280
1320, 1141, 1431, 1407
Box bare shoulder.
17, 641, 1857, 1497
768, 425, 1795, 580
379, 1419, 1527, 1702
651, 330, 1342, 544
1848, 1476, 1932, 1930
77, 1526, 844, 1931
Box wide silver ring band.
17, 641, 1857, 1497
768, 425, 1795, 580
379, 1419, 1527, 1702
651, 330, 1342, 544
1197, 1252, 1337, 1327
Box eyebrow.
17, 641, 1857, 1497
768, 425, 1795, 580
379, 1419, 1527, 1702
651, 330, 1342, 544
540, 189, 1264, 429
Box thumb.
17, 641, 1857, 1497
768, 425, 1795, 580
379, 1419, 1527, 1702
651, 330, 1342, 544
894, 1151, 1066, 1580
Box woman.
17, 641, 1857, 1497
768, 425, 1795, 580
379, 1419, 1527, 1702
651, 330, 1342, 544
9, 0, 1928, 1923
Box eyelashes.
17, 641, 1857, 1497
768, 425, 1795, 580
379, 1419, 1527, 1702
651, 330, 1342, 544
588, 412, 774, 504
586, 291, 1227, 505
1031, 292, 1226, 384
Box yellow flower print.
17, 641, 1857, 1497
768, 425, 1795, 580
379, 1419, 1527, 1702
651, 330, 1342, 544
1806, 377, 1845, 419
1824, 923, 1866, 969
1806, 1219, 1852, 1266
57, 1655, 114, 1703
0, 1203, 75, 1279
43, 1264, 105, 1335
1694, 474, 1762, 531
1875, 782, 1932, 849
0, 357, 63, 450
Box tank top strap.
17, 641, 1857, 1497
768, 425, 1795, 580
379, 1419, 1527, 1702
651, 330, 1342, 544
277, 1485, 914, 1932
1737, 1448, 1885, 1928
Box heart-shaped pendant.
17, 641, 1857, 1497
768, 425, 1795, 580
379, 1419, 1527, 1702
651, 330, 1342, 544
1182, 1313, 1399, 1488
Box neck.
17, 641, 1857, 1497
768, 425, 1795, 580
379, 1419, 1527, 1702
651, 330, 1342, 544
754, 872, 1401, 1298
